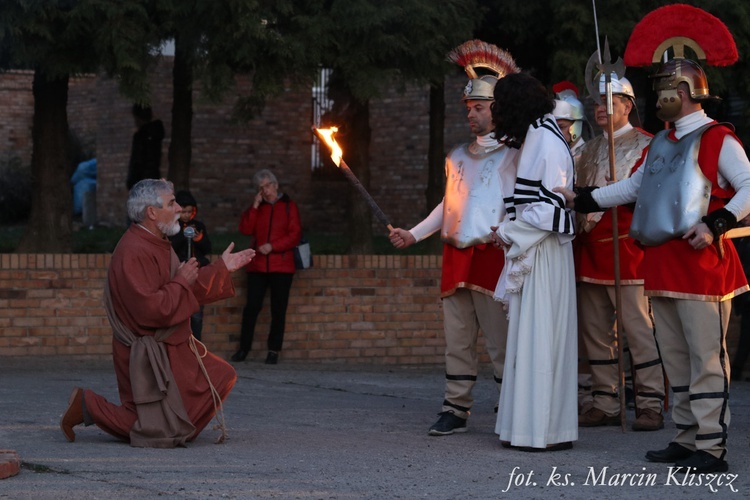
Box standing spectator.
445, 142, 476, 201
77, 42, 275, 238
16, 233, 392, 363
231, 169, 301, 365
489, 72, 578, 451
169, 190, 212, 341
389, 40, 518, 436
126, 104, 165, 190
574, 74, 665, 432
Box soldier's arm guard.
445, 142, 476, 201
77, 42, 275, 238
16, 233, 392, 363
573, 186, 602, 214
702, 207, 738, 238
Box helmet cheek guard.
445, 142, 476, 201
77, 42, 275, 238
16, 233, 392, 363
569, 120, 582, 143
655, 89, 682, 122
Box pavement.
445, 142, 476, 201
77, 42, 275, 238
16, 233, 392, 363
1, 357, 749, 500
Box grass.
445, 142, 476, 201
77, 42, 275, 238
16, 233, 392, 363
0, 224, 439, 255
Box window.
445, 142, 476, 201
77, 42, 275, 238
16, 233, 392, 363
311, 67, 333, 170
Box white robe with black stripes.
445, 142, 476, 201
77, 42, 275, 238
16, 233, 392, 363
494, 114, 579, 448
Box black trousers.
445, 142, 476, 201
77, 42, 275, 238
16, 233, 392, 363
190, 306, 204, 341
240, 272, 294, 352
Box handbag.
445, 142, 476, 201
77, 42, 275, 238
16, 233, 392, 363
284, 201, 312, 270
293, 239, 312, 270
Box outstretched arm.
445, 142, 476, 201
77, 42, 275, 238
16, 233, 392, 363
553, 186, 602, 213
220, 243, 256, 272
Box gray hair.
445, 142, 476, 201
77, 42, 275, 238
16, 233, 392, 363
253, 169, 278, 187
127, 178, 174, 222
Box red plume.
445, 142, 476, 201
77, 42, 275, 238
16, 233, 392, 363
624, 4, 738, 67
552, 81, 579, 97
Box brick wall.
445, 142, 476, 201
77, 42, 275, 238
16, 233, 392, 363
0, 253, 489, 365
1, 252, 748, 371
0, 71, 100, 166
68, 74, 100, 157
0, 71, 35, 166
0, 61, 471, 236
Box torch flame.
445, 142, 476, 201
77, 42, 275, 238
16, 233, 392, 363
315, 127, 343, 167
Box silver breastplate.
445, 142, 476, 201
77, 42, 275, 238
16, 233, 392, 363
629, 125, 713, 246
577, 130, 652, 187
442, 143, 516, 248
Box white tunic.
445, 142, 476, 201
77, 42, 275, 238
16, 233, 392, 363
494, 115, 579, 448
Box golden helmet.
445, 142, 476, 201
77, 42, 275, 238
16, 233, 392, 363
651, 58, 719, 101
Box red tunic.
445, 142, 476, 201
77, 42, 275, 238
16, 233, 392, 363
641, 125, 748, 301
84, 225, 237, 442
575, 181, 645, 285
575, 211, 644, 285
574, 131, 651, 285
440, 243, 504, 298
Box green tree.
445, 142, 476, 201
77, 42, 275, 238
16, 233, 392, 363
476, 0, 553, 80
152, 0, 323, 191
690, 0, 750, 145
0, 1, 157, 252
477, 0, 750, 141
312, 0, 479, 253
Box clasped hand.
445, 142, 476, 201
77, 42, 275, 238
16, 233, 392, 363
552, 187, 576, 209
489, 225, 508, 249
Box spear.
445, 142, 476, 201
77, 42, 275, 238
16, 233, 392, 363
585, 0, 628, 431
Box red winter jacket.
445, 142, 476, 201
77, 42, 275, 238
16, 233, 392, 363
238, 193, 302, 274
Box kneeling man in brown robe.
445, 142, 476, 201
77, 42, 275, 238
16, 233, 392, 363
61, 179, 255, 447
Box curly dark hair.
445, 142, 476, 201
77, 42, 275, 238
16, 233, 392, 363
491, 73, 555, 147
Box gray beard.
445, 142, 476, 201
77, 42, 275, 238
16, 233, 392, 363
158, 220, 180, 237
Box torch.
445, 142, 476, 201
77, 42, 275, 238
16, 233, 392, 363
314, 127, 394, 232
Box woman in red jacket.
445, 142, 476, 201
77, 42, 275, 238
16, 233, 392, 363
231, 169, 302, 364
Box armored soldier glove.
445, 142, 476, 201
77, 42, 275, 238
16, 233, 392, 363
702, 208, 737, 238
573, 186, 602, 214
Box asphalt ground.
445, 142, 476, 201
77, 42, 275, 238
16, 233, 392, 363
1, 357, 748, 499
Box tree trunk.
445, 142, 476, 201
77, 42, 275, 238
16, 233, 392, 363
168, 34, 194, 191
17, 71, 73, 253
346, 99, 374, 254
425, 82, 446, 255
327, 74, 374, 254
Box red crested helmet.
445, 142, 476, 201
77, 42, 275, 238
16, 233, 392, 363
447, 40, 520, 102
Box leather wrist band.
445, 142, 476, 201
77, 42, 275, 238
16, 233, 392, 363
701, 208, 737, 238
573, 186, 602, 214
